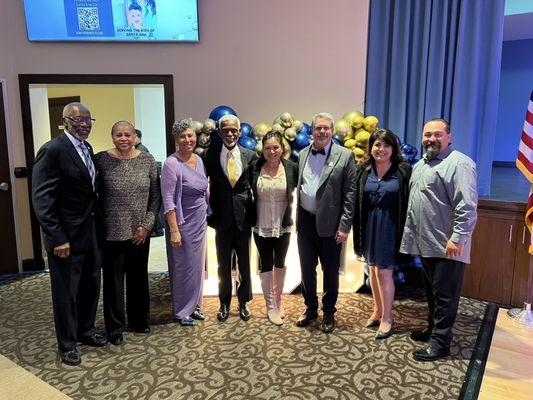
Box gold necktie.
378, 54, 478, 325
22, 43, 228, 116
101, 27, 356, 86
227, 151, 238, 187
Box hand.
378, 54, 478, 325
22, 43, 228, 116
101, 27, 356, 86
170, 230, 182, 248
53, 242, 70, 258
131, 227, 149, 245
335, 231, 349, 244
445, 240, 464, 259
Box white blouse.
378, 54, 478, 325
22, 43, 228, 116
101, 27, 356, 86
253, 165, 291, 238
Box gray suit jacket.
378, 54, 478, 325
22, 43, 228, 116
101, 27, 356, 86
297, 142, 357, 237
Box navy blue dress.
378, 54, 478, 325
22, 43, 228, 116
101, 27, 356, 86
363, 168, 400, 269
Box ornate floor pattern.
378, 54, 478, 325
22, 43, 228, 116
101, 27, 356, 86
0, 273, 486, 400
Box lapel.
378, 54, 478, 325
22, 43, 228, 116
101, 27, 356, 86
297, 145, 311, 190
281, 158, 294, 195
235, 145, 252, 187
58, 133, 92, 187
317, 143, 341, 190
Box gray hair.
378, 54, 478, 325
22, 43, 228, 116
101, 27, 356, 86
218, 114, 240, 129
172, 118, 194, 136
62, 102, 90, 117
111, 120, 135, 135
311, 112, 335, 129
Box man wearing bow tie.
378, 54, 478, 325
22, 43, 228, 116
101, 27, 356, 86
295, 112, 357, 333
32, 102, 106, 366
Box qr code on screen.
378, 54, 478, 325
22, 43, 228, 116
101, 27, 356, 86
77, 7, 100, 30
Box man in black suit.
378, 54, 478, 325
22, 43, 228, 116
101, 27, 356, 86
204, 114, 255, 322
32, 102, 106, 366
295, 112, 357, 333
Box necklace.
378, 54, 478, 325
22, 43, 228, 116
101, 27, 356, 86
263, 162, 280, 177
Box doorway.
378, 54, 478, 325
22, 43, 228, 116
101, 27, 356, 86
19, 74, 174, 270
0, 80, 19, 275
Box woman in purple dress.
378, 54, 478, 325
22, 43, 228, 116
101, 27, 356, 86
161, 119, 209, 326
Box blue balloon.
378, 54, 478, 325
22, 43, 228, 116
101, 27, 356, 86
239, 136, 257, 150
299, 122, 310, 137
294, 132, 311, 150
208, 105, 238, 124
241, 122, 253, 138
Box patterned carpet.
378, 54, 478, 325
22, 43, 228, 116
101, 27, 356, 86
0, 273, 487, 400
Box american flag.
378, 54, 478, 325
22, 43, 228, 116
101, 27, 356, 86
516, 91, 533, 254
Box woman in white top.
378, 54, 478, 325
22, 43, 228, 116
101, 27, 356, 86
249, 131, 298, 325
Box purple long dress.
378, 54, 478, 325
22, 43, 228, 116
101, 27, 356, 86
161, 154, 209, 319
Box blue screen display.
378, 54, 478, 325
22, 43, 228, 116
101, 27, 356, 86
23, 0, 199, 42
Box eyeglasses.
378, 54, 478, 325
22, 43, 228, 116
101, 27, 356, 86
220, 128, 239, 134
313, 125, 332, 132
64, 116, 96, 124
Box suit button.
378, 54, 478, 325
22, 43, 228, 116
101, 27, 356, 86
90, 212, 94, 216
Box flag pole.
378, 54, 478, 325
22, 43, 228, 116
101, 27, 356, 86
507, 251, 533, 327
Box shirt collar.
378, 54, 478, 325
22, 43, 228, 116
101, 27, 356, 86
221, 144, 240, 158
64, 130, 84, 147
311, 141, 332, 155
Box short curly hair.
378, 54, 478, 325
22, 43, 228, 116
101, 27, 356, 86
172, 118, 194, 137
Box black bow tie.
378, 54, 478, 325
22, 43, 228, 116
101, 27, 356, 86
311, 148, 325, 156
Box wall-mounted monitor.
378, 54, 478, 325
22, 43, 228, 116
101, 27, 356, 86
23, 0, 199, 42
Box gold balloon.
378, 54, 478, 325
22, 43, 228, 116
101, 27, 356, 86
363, 116, 379, 133
197, 133, 211, 147
343, 110, 363, 125
344, 138, 357, 149
253, 122, 271, 139
293, 120, 303, 132
352, 114, 364, 130
284, 127, 297, 141
202, 118, 216, 134
194, 146, 205, 156
334, 119, 353, 139
355, 130, 371, 148
353, 147, 366, 164
190, 120, 203, 133
343, 130, 354, 141
280, 112, 293, 128
273, 116, 283, 125
271, 123, 284, 134
255, 141, 263, 158
282, 138, 291, 159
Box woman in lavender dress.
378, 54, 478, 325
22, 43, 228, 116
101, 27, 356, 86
161, 119, 209, 326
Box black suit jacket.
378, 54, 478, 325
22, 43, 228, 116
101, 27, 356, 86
249, 157, 298, 228
32, 133, 102, 254
203, 143, 255, 231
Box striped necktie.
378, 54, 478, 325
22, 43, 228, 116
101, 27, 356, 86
226, 151, 238, 187
79, 142, 95, 188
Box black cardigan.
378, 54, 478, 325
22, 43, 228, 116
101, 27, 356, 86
248, 157, 299, 229
352, 161, 412, 257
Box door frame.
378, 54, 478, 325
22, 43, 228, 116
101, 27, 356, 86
1, 79, 22, 273
19, 74, 175, 270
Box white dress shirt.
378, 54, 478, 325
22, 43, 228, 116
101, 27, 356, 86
299, 141, 331, 213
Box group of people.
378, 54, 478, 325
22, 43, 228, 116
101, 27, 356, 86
32, 102, 477, 367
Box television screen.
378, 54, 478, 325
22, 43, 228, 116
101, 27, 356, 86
23, 0, 199, 42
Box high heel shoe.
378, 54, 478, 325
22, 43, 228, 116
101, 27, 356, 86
366, 318, 380, 328
178, 316, 195, 326
375, 321, 394, 339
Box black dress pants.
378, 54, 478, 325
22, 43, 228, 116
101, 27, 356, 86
102, 239, 151, 335
420, 257, 465, 350
253, 232, 291, 272
297, 207, 342, 315
48, 235, 101, 352
214, 222, 252, 306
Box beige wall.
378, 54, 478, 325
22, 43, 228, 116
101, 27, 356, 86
46, 85, 136, 153
0, 0, 370, 262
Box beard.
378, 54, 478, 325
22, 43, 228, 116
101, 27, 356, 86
424, 141, 441, 160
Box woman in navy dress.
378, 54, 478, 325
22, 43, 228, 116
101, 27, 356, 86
353, 129, 411, 339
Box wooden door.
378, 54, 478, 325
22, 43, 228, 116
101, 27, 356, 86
511, 221, 533, 306
462, 213, 516, 304
0, 81, 19, 275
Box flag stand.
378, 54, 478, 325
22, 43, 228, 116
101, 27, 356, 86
507, 255, 533, 327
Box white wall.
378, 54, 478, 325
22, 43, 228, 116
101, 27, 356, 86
29, 86, 51, 154
0, 0, 370, 261
134, 86, 167, 163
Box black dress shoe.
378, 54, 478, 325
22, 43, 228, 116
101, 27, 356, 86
191, 306, 205, 320
238, 302, 251, 321
321, 314, 336, 333
217, 304, 229, 322
108, 333, 124, 346
412, 345, 450, 361
58, 349, 81, 366
410, 327, 432, 342
296, 310, 318, 327
79, 333, 107, 347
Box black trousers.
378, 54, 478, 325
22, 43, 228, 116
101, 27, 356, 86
420, 257, 465, 350
253, 232, 291, 272
297, 207, 342, 315
47, 229, 101, 352
102, 239, 151, 335
215, 223, 252, 306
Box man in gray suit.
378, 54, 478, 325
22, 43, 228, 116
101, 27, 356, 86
295, 112, 357, 333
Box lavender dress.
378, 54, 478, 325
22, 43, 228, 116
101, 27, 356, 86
161, 154, 209, 319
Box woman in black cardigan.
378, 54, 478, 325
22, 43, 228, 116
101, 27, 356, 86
249, 131, 298, 326
353, 129, 411, 339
